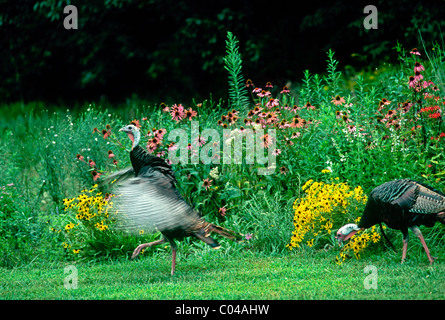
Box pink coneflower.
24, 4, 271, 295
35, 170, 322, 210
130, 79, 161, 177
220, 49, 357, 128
290, 116, 304, 128
252, 87, 262, 94
102, 129, 109, 139
280, 86, 290, 94
261, 134, 273, 148
414, 62, 425, 73
154, 128, 167, 140
346, 124, 356, 134
245, 234, 253, 240
91, 171, 101, 181
113, 159, 118, 166
414, 70, 424, 82
161, 102, 170, 113
76, 154, 85, 162
305, 102, 316, 110
290, 105, 300, 113
265, 81, 273, 88
148, 137, 160, 150
265, 112, 278, 124
171, 109, 185, 122
219, 207, 227, 217
335, 110, 342, 119
410, 48, 421, 56
252, 105, 263, 115
202, 178, 213, 190
194, 136, 206, 147
147, 144, 157, 153
107, 150, 115, 158
167, 142, 178, 152
272, 148, 281, 156
279, 166, 288, 175
266, 98, 279, 109
185, 108, 198, 120
331, 95, 345, 106
130, 119, 141, 129
290, 131, 301, 139
381, 98, 391, 105
278, 119, 289, 129
422, 81, 434, 89
342, 114, 352, 123
245, 79, 254, 87
257, 90, 271, 98
89, 159, 96, 167
409, 75, 417, 88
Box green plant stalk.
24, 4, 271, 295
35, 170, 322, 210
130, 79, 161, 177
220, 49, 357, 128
223, 31, 250, 111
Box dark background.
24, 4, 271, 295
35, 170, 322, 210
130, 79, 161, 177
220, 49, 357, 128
1, 0, 445, 107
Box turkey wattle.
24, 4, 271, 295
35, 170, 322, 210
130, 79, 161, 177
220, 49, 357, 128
106, 124, 242, 275
336, 179, 445, 264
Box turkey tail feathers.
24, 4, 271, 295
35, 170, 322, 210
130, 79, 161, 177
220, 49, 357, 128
208, 224, 244, 241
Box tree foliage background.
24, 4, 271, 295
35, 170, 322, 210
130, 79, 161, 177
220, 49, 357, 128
1, 0, 444, 106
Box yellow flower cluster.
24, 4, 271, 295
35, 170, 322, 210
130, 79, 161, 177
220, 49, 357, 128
61, 185, 115, 255
63, 184, 113, 222
336, 218, 382, 264
286, 178, 368, 250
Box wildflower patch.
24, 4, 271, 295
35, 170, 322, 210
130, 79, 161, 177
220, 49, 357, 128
287, 178, 380, 263
60, 185, 117, 258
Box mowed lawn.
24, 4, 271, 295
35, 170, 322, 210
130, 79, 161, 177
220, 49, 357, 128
1, 249, 444, 300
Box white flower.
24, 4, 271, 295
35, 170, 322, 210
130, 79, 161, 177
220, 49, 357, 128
209, 167, 219, 180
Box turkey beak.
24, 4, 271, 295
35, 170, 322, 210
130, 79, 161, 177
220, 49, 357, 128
335, 233, 343, 246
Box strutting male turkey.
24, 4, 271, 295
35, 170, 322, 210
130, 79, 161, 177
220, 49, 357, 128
336, 179, 445, 264
105, 124, 242, 275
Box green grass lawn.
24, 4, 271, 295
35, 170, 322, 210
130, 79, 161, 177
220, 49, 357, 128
1, 249, 444, 300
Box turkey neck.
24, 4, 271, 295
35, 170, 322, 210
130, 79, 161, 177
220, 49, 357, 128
127, 129, 141, 150
130, 146, 151, 176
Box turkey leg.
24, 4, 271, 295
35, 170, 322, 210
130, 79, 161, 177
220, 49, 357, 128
168, 239, 178, 276
131, 238, 167, 259
410, 226, 437, 264
401, 231, 409, 264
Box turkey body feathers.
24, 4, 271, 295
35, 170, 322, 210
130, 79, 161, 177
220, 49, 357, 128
115, 170, 200, 236
109, 140, 242, 247
359, 179, 445, 230
130, 146, 176, 182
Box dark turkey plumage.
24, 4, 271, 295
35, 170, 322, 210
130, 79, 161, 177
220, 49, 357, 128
359, 179, 445, 230
337, 179, 445, 264
107, 124, 242, 275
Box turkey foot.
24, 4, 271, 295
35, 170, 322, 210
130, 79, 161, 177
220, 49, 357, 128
131, 238, 167, 259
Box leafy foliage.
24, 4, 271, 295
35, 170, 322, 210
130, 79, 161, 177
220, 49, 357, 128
1, 34, 445, 267
223, 31, 250, 111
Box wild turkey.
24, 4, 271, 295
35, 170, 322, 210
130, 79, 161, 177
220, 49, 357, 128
336, 179, 445, 264
106, 124, 242, 275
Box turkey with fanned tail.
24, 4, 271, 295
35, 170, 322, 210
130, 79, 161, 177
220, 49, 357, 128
336, 179, 445, 264
102, 124, 242, 275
